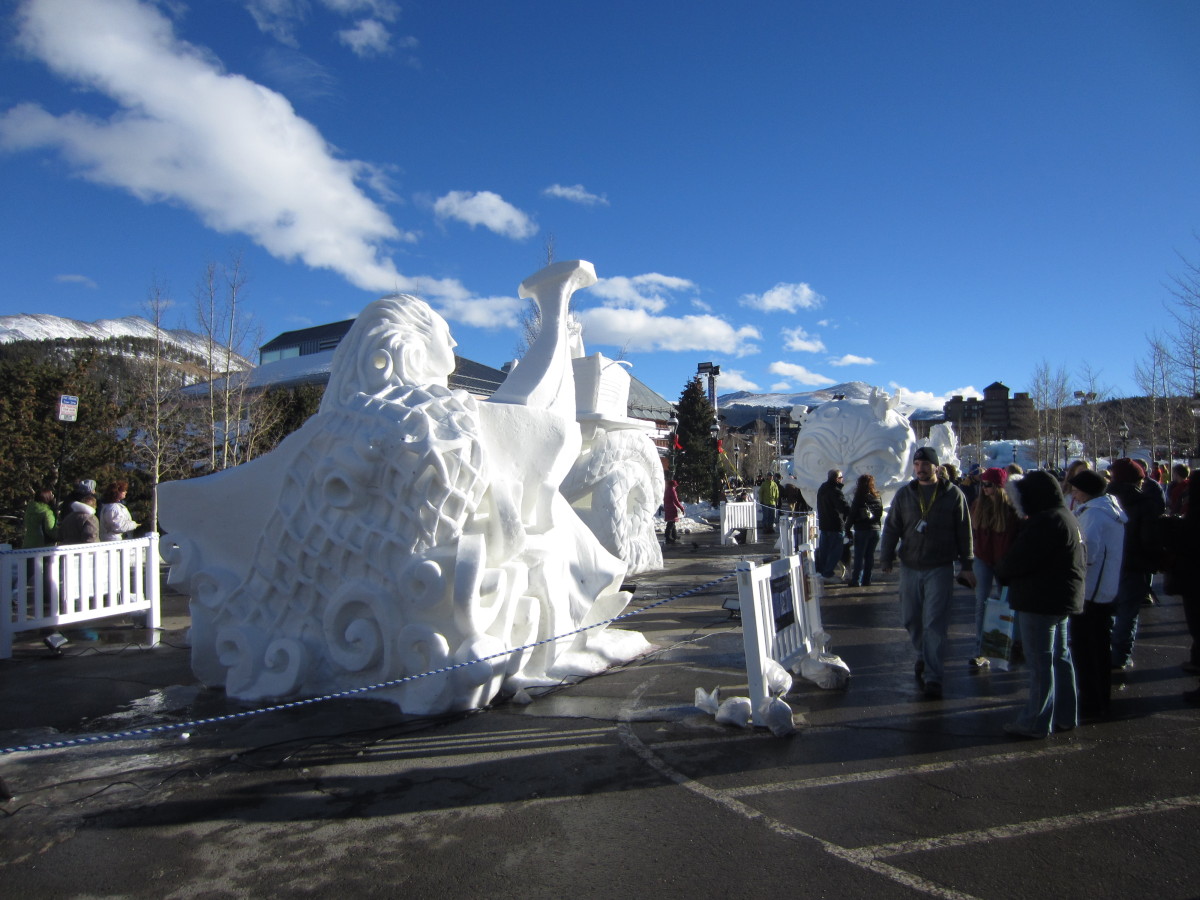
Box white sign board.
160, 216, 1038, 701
57, 394, 79, 422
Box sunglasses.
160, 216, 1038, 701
981, 483, 997, 489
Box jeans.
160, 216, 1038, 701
972, 559, 996, 656
851, 528, 879, 585
761, 503, 777, 533
816, 530, 844, 577
1014, 611, 1077, 735
898, 565, 955, 685
1070, 601, 1113, 718
1111, 569, 1151, 668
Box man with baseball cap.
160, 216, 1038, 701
881, 445, 976, 698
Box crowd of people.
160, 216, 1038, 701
22, 478, 141, 550
669, 448, 1200, 737
876, 449, 1199, 735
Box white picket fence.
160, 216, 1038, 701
720, 500, 759, 545
1, 534, 161, 658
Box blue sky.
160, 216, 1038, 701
2, 0, 1198, 409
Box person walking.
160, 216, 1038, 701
969, 467, 1021, 668
995, 471, 1085, 738
1107, 458, 1165, 670
663, 479, 686, 544
759, 472, 780, 535
100, 480, 140, 541
60, 493, 100, 544
881, 446, 976, 698
1161, 472, 1200, 686
816, 469, 851, 582
1061, 459, 1091, 512
1067, 468, 1127, 720
846, 473, 883, 587
23, 486, 58, 549
1167, 463, 1190, 516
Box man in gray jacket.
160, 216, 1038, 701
881, 446, 975, 698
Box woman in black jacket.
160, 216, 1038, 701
995, 471, 1086, 738
846, 473, 883, 587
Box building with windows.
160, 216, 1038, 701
942, 381, 1034, 441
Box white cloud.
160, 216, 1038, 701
578, 307, 760, 357
770, 381, 792, 392
1, 0, 465, 301
434, 295, 525, 330
321, 0, 399, 19
782, 325, 826, 353
338, 19, 391, 57
768, 361, 836, 387
542, 183, 609, 206
589, 273, 697, 313
829, 354, 876, 367
55, 273, 97, 289
887, 383, 955, 410
433, 190, 537, 240
716, 369, 760, 392
245, 0, 308, 46
740, 282, 825, 313
246, 0, 400, 47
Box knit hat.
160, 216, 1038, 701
1068, 469, 1107, 498
76, 479, 97, 494
1109, 458, 1145, 485
980, 467, 1007, 487
913, 446, 939, 466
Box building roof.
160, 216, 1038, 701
627, 375, 675, 421
259, 320, 354, 355
182, 350, 507, 398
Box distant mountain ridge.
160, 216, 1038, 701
0, 313, 252, 370
716, 381, 943, 427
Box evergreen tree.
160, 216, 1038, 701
0, 353, 129, 545
674, 376, 718, 503
251, 384, 325, 455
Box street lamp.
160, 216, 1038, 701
1119, 422, 1129, 458
708, 419, 719, 501
667, 414, 679, 474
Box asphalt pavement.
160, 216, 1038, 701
2, 528, 1199, 899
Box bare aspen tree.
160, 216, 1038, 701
129, 278, 201, 531
193, 254, 255, 471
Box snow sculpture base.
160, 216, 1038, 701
160, 261, 655, 714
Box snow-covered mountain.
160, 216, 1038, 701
719, 381, 942, 420
0, 313, 252, 370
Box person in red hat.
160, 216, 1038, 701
969, 467, 1021, 668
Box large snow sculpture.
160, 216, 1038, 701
160, 261, 651, 714
791, 388, 916, 505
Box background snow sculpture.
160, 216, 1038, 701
791, 387, 916, 505
918, 422, 961, 472
563, 352, 664, 575
160, 261, 651, 714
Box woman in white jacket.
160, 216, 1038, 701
1067, 469, 1127, 721
100, 480, 139, 541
